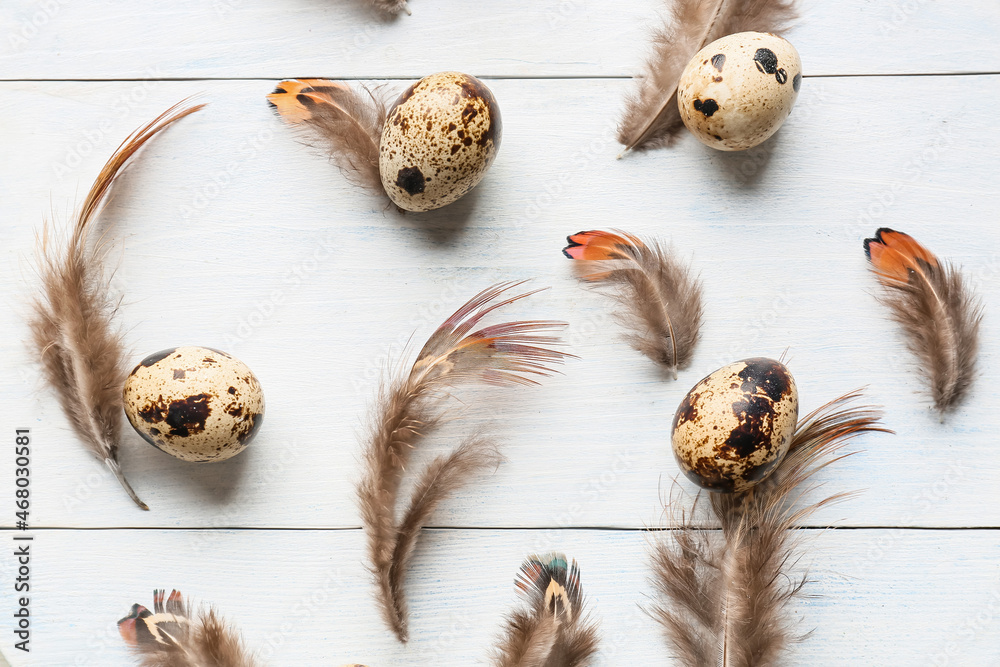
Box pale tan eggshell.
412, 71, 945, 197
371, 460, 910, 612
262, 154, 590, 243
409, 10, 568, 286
671, 357, 798, 493
677, 32, 802, 151
123, 346, 264, 463
378, 71, 502, 212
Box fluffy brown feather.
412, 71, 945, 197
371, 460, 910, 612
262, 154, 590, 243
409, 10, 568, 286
618, 0, 797, 151
367, 0, 411, 15
358, 282, 571, 642
118, 589, 260, 667
651, 391, 887, 666
28, 101, 204, 510
563, 230, 703, 377
492, 554, 600, 667
864, 228, 982, 412
267, 79, 392, 195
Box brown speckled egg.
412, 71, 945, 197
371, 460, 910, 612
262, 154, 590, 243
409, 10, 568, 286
671, 358, 798, 493
379, 71, 501, 212
677, 32, 802, 151
123, 346, 264, 463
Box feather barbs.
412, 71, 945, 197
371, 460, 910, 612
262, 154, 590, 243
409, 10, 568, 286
864, 227, 939, 284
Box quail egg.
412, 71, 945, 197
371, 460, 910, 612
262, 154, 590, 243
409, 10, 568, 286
123, 346, 264, 463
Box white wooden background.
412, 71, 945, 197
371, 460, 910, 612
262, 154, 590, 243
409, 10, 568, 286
1, 1, 999, 665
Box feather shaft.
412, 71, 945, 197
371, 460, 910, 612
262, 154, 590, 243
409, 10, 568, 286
359, 283, 570, 642
29, 101, 204, 510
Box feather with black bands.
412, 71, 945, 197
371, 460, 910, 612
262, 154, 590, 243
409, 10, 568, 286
28, 101, 204, 510
492, 554, 600, 667
618, 0, 797, 152
563, 230, 703, 378
118, 589, 260, 667
651, 391, 888, 666
864, 228, 982, 412
358, 282, 571, 642
267, 79, 392, 195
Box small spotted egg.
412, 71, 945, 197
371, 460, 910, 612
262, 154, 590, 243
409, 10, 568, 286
379, 71, 502, 212
677, 32, 802, 151
123, 346, 264, 463
671, 358, 798, 493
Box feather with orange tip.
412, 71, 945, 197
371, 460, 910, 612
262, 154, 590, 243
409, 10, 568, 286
651, 392, 888, 667
492, 554, 600, 667
28, 101, 203, 511
267, 78, 392, 194
864, 228, 982, 412
563, 230, 702, 378
118, 589, 260, 667
358, 282, 571, 642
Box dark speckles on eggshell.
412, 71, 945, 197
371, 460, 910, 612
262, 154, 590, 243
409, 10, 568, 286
775, 68, 788, 84
395, 166, 426, 194
753, 47, 779, 74
693, 99, 719, 117
711, 53, 726, 71
793, 73, 802, 92
139, 348, 176, 368
164, 393, 211, 437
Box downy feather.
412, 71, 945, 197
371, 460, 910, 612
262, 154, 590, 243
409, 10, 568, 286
367, 0, 411, 16
864, 228, 982, 412
267, 79, 392, 195
563, 230, 703, 377
619, 0, 797, 151
651, 391, 887, 666
358, 282, 570, 642
28, 101, 204, 510
492, 554, 600, 667
118, 589, 259, 667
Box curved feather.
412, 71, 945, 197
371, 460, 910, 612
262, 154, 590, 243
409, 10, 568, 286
358, 282, 571, 642
564, 230, 702, 378
864, 228, 982, 412
29, 101, 204, 510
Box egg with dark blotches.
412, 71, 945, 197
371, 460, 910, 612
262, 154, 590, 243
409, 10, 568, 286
123, 346, 264, 463
671, 358, 798, 493
379, 71, 502, 212
677, 32, 802, 151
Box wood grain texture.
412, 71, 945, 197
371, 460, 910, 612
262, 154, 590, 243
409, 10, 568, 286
0, 529, 997, 666
0, 0, 998, 79
1, 76, 998, 530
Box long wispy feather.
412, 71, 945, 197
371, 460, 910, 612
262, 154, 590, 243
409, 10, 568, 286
651, 391, 887, 666
619, 0, 797, 152
358, 282, 571, 642
118, 589, 259, 667
864, 228, 982, 413
267, 79, 392, 194
563, 230, 703, 378
492, 554, 600, 667
29, 101, 204, 510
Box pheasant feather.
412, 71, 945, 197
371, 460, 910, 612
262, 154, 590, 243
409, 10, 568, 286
118, 589, 259, 667
864, 228, 982, 412
29, 101, 204, 510
563, 230, 703, 377
492, 554, 600, 667
619, 0, 797, 151
651, 391, 887, 666
358, 282, 571, 642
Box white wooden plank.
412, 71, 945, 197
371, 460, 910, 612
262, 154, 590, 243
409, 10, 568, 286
0, 0, 998, 79
1, 75, 998, 529
0, 528, 996, 665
